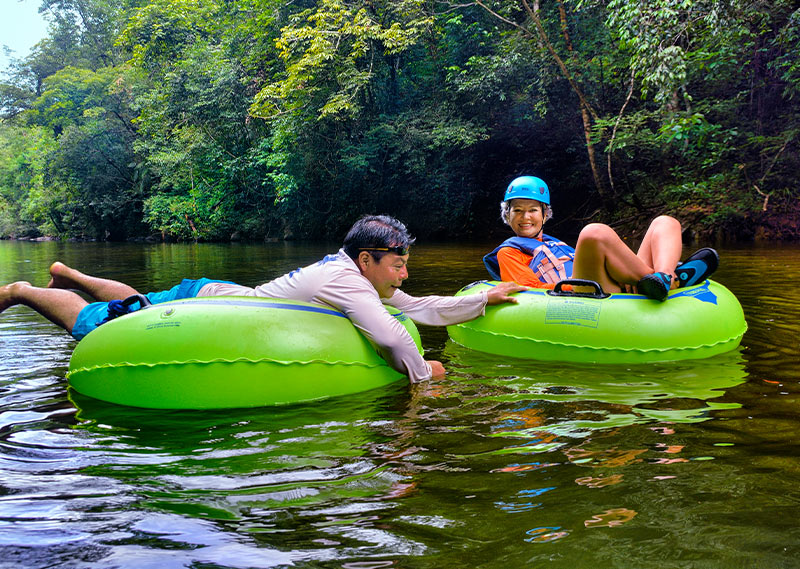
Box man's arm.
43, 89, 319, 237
386, 281, 527, 326
318, 275, 434, 382
385, 289, 488, 326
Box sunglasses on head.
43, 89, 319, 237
358, 246, 410, 256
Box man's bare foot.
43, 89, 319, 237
47, 262, 80, 290
0, 281, 30, 312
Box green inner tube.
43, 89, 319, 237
67, 296, 422, 410
446, 280, 747, 364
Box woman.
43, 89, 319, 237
483, 176, 718, 301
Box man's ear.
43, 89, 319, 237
357, 251, 371, 270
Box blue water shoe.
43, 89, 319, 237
676, 248, 719, 287
637, 272, 672, 302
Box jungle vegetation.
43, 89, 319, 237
0, 0, 798, 242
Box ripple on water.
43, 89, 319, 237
1, 242, 800, 568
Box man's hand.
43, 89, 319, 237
426, 360, 446, 379
486, 281, 528, 305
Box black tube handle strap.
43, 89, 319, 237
548, 279, 609, 299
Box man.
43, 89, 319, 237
1, 215, 525, 381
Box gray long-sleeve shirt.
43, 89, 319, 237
198, 249, 488, 381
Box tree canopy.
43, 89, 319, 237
1, 0, 798, 242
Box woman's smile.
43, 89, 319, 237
508, 199, 545, 239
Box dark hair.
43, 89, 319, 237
343, 215, 415, 260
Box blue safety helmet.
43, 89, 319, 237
503, 176, 550, 205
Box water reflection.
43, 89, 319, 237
64, 386, 431, 566
2, 241, 800, 568
74, 388, 400, 472
442, 343, 747, 438
393, 343, 754, 561
718, 246, 800, 382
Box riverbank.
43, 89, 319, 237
4, 210, 800, 245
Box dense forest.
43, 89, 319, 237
0, 0, 798, 242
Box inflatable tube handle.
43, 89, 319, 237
549, 279, 610, 299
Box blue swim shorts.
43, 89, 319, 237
71, 278, 235, 341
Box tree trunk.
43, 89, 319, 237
525, 0, 607, 198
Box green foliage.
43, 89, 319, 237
0, 0, 798, 242
251, 0, 432, 120
772, 8, 800, 99
143, 184, 233, 241
0, 124, 56, 236
606, 0, 743, 107
117, 0, 221, 73
31, 66, 113, 132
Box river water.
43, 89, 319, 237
0, 240, 798, 568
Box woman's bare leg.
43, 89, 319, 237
48, 262, 139, 301
0, 281, 88, 333
572, 223, 655, 293
635, 216, 682, 287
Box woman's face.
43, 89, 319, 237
508, 199, 545, 239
